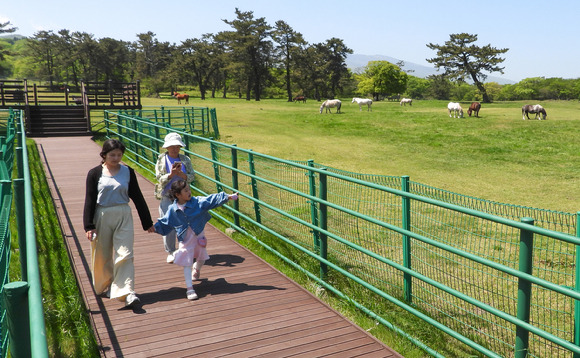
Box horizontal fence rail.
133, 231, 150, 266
0, 79, 141, 109
104, 107, 219, 140
102, 112, 579, 357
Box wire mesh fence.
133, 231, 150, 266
103, 110, 580, 357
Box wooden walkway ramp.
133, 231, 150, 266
35, 137, 402, 358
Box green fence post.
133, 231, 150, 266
248, 151, 261, 224
3, 281, 30, 358
318, 168, 328, 279
515, 217, 534, 358
186, 108, 193, 133
307, 160, 320, 251
210, 142, 222, 192
132, 119, 139, 164
575, 211, 580, 358
203, 108, 208, 134
16, 143, 23, 180
14, 178, 27, 280
183, 133, 190, 154
401, 175, 412, 303
210, 108, 219, 137
104, 111, 110, 138
231, 145, 240, 227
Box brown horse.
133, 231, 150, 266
467, 102, 481, 117
173, 92, 189, 104
293, 95, 306, 103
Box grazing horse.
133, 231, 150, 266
319, 99, 342, 114
400, 98, 412, 106
522, 104, 547, 120
467, 102, 481, 117
352, 97, 373, 112
293, 95, 306, 103
70, 95, 83, 105
173, 92, 189, 104
448, 102, 464, 118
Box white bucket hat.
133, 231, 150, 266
162, 132, 185, 148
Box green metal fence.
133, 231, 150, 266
103, 110, 580, 357
112, 105, 219, 138
0, 109, 48, 358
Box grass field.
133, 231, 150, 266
141, 96, 580, 214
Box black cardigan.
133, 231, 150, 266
83, 164, 153, 232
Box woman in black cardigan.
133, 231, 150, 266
83, 139, 154, 308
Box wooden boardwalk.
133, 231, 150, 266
35, 137, 402, 358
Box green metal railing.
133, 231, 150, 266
113, 105, 219, 138
0, 109, 48, 358
102, 110, 580, 357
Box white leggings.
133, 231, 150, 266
183, 259, 205, 288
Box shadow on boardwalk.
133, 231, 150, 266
35, 137, 402, 358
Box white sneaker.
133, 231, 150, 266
125, 292, 140, 307
166, 253, 175, 264
186, 289, 198, 300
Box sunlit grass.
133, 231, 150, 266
142, 96, 580, 214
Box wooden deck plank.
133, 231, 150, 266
35, 137, 402, 358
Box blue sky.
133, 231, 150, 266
2, 0, 579, 82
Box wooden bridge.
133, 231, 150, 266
36, 136, 402, 357
0, 79, 141, 137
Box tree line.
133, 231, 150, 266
1, 14, 579, 102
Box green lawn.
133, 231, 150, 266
143, 96, 580, 214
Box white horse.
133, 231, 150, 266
320, 99, 342, 114
400, 98, 412, 106
448, 102, 464, 118
352, 97, 372, 112
522, 104, 547, 120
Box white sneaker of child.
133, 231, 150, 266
186, 289, 198, 300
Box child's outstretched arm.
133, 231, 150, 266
153, 212, 174, 236
228, 192, 239, 201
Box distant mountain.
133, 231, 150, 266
346, 54, 515, 85
0, 34, 27, 41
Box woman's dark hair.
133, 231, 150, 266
169, 179, 188, 200
100, 139, 126, 163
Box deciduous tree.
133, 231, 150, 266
356, 61, 407, 100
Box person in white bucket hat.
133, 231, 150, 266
154, 132, 195, 263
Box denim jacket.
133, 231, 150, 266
154, 192, 230, 241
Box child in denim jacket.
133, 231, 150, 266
154, 179, 238, 300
